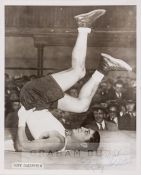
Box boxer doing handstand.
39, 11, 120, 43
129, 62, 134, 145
15, 9, 132, 153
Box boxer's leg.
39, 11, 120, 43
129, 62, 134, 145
51, 28, 90, 92
51, 9, 106, 92
58, 70, 104, 113
57, 53, 132, 113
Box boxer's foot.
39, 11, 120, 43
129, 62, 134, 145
98, 53, 132, 74
74, 9, 106, 28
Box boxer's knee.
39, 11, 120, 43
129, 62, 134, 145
73, 67, 86, 80
77, 99, 90, 113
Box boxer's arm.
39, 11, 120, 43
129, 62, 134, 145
16, 126, 64, 152
16, 107, 64, 152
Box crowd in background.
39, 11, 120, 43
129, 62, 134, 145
5, 72, 136, 132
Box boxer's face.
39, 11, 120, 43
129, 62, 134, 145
72, 127, 95, 142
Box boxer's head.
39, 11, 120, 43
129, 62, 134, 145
68, 127, 100, 151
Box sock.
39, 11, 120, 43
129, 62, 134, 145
97, 58, 108, 75
92, 70, 104, 82
97, 67, 107, 75
78, 27, 91, 34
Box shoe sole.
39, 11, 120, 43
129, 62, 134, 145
101, 53, 132, 71
74, 9, 106, 20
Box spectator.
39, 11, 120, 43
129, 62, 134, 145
15, 75, 30, 90
106, 103, 119, 130
5, 73, 10, 82
108, 80, 124, 101
9, 89, 20, 102
98, 81, 109, 102
123, 78, 136, 101
81, 105, 117, 131
5, 100, 20, 129
118, 100, 136, 130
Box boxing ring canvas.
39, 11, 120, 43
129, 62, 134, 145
5, 130, 136, 170
0, 1, 141, 175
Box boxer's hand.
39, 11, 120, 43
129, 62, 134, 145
39, 132, 49, 139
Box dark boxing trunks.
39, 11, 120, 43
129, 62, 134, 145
20, 75, 64, 110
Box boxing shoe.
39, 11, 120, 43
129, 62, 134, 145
98, 53, 132, 74
74, 9, 106, 28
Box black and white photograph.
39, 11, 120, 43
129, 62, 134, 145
1, 0, 141, 174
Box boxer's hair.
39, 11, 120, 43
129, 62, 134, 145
79, 131, 100, 152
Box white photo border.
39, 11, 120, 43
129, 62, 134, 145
0, 0, 141, 175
